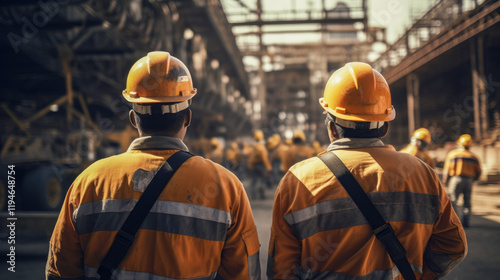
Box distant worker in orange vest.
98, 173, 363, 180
46, 52, 260, 280
443, 134, 482, 228
400, 128, 436, 168
312, 140, 324, 155
248, 130, 272, 199
282, 130, 315, 171
224, 141, 241, 172
268, 133, 287, 186
267, 62, 466, 279
206, 137, 224, 165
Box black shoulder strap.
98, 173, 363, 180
97, 150, 193, 280
318, 152, 416, 280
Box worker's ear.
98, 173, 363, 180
327, 121, 340, 142
129, 110, 137, 129
184, 109, 192, 128
381, 122, 390, 138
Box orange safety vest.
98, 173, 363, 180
268, 138, 467, 279
248, 142, 272, 171
399, 144, 436, 168
46, 136, 260, 280
443, 148, 481, 179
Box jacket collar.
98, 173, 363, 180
127, 136, 189, 152
326, 138, 389, 152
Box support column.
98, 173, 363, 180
256, 0, 266, 128
406, 73, 420, 137
470, 38, 482, 140
477, 35, 488, 138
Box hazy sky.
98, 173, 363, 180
223, 0, 436, 44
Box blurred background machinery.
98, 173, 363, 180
0, 0, 253, 210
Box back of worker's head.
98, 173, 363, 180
457, 134, 473, 150
411, 128, 431, 150
292, 130, 306, 144
122, 51, 197, 136
319, 62, 395, 140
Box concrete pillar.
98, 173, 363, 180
470, 38, 482, 140
406, 73, 420, 137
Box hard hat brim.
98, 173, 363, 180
320, 98, 396, 122
122, 91, 197, 103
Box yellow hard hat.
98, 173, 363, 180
254, 130, 264, 141
293, 130, 306, 142
319, 62, 395, 122
413, 128, 431, 144
123, 52, 197, 104
210, 137, 219, 147
267, 134, 281, 149
458, 134, 473, 147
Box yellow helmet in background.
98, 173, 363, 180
293, 130, 306, 142
413, 128, 431, 144
267, 134, 281, 149
319, 62, 395, 122
210, 137, 219, 148
254, 130, 264, 141
458, 134, 473, 147
123, 52, 197, 114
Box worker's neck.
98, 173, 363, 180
138, 129, 187, 141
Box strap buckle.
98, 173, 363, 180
115, 230, 135, 247
373, 223, 393, 238
374, 223, 407, 262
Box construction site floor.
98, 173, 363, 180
1, 182, 499, 279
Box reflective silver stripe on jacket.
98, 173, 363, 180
283, 192, 440, 240
248, 251, 261, 280
74, 199, 232, 241
84, 265, 217, 280
298, 264, 423, 280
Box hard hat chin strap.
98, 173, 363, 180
133, 100, 191, 115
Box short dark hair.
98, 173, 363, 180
292, 137, 304, 144
133, 104, 189, 135
326, 113, 386, 139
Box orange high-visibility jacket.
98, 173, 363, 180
46, 136, 260, 280
443, 148, 481, 179
248, 142, 272, 171
268, 138, 467, 280
400, 144, 436, 168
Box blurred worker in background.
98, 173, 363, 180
400, 128, 436, 168
268, 62, 466, 279
443, 134, 482, 228
46, 52, 260, 280
248, 130, 272, 199
206, 137, 223, 165
224, 141, 241, 173
282, 130, 315, 171
312, 140, 324, 155
268, 133, 289, 186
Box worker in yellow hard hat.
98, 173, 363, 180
443, 134, 481, 227
281, 130, 315, 172
267, 133, 288, 187
224, 141, 241, 172
400, 128, 436, 168
267, 62, 466, 279
47, 52, 260, 280
205, 137, 223, 164
247, 130, 272, 199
